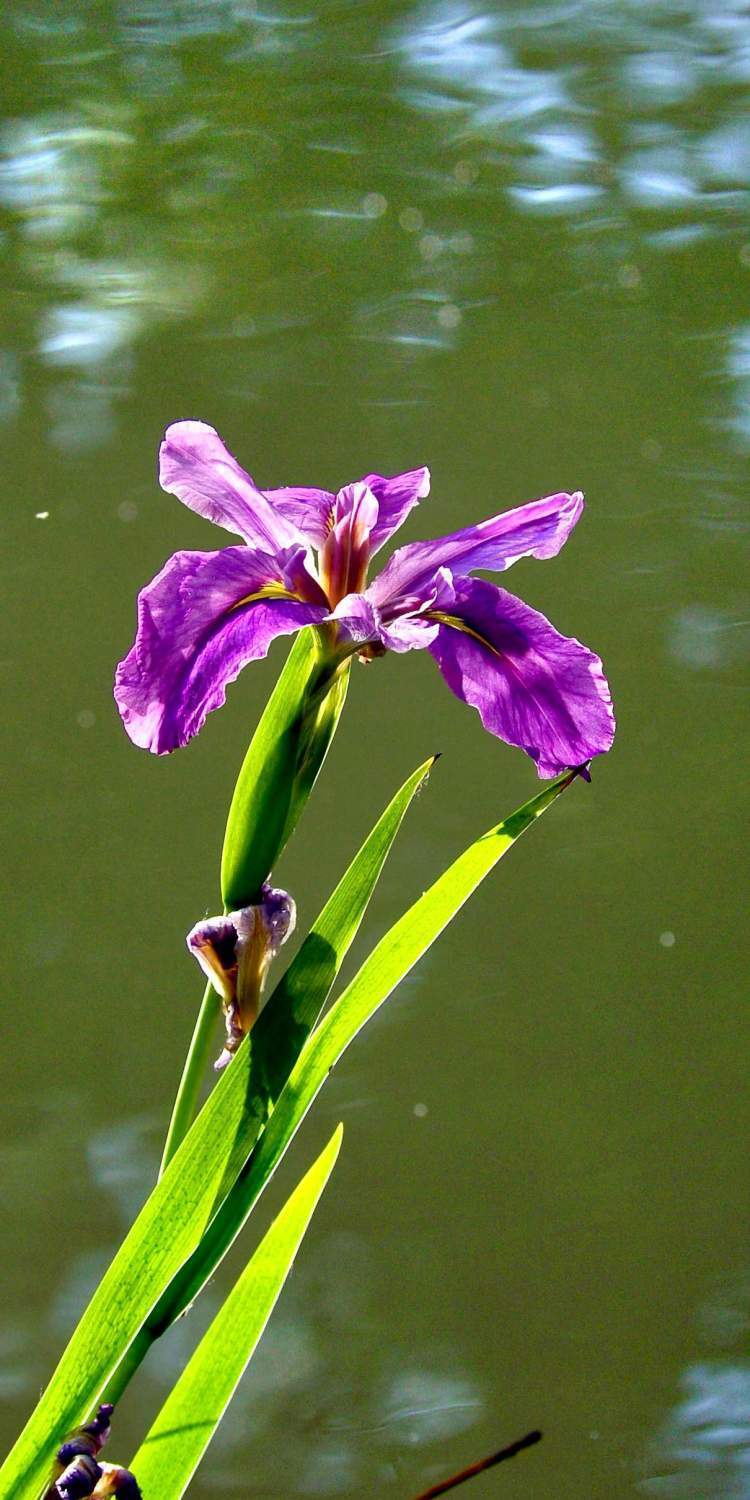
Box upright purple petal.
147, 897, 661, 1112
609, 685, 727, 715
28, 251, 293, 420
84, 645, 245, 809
160, 421, 303, 551
361, 467, 431, 553
261, 486, 335, 549
264, 465, 430, 554
115, 546, 327, 753
428, 577, 614, 777
320, 483, 379, 605
370, 490, 584, 605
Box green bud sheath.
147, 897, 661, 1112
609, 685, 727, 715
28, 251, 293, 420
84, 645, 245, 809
221, 628, 349, 909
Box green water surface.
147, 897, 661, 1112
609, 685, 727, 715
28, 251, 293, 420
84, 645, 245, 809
1, 2, 748, 1497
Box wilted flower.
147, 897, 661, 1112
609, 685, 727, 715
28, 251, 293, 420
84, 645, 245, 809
56, 1406, 113, 1469
54, 1455, 102, 1500
92, 1466, 141, 1499
115, 422, 615, 776
187, 884, 296, 1067
50, 1407, 136, 1500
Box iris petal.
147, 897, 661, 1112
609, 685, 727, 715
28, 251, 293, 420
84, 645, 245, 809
115, 546, 327, 752
428, 577, 615, 777
261, 486, 335, 549
370, 490, 583, 605
360, 467, 431, 553
160, 421, 303, 551
263, 466, 430, 555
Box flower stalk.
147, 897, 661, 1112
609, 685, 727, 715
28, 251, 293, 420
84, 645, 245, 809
160, 629, 348, 1177
158, 979, 218, 1179
220, 626, 349, 911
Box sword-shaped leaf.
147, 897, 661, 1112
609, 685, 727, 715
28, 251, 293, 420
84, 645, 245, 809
130, 1127, 343, 1500
0, 758, 431, 1500
112, 769, 583, 1385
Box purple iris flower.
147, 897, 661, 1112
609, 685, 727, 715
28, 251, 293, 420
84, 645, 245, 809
115, 421, 614, 776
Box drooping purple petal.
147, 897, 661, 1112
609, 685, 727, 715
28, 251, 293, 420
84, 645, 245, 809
159, 421, 304, 551
428, 577, 615, 777
369, 490, 584, 606
115, 546, 327, 753
361, 467, 431, 553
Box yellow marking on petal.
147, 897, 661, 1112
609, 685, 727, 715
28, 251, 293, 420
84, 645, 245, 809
231, 584, 300, 611
427, 610, 505, 659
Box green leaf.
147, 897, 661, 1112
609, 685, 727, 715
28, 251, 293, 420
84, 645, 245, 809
163, 629, 349, 1175
105, 753, 436, 1399
120, 768, 582, 1368
221, 628, 349, 909
129, 1126, 343, 1500
210, 750, 437, 1208
258, 751, 439, 1106
0, 757, 432, 1500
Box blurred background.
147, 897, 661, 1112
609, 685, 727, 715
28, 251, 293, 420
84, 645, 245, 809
1, 1, 749, 1496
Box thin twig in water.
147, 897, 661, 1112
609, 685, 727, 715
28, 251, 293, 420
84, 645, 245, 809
408, 1430, 542, 1500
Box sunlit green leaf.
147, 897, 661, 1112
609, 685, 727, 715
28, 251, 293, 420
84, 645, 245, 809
0, 757, 431, 1500
122, 769, 582, 1366
130, 1126, 343, 1500
163, 630, 349, 1174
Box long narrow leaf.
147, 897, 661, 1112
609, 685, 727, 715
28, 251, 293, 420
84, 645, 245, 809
129, 1126, 343, 1500
249, 752, 438, 1125
123, 768, 583, 1365
0, 758, 432, 1500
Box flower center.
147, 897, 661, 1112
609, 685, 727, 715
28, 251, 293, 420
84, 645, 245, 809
319, 483, 378, 607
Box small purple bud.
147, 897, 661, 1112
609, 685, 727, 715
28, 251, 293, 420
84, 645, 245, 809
186, 915, 241, 1004
56, 1454, 102, 1499
56, 1403, 114, 1466
57, 1439, 96, 1466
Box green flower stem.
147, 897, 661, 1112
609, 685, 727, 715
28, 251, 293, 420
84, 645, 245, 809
159, 979, 220, 1179
110, 769, 581, 1408
220, 629, 350, 911
160, 632, 353, 1176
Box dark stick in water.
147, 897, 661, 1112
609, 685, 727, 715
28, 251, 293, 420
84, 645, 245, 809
409, 1429, 542, 1500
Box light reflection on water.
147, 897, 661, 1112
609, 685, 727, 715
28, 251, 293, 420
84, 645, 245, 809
1, 0, 748, 448
642, 1363, 750, 1498
668, 605, 750, 671
189, 1229, 485, 1495
640, 1276, 750, 1498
